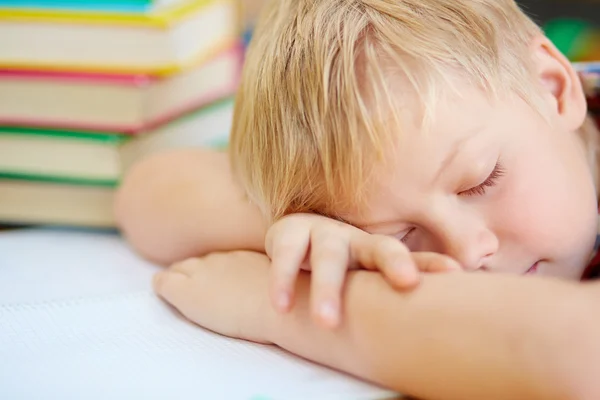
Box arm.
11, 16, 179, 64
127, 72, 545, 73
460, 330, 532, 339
155, 252, 600, 400
273, 272, 600, 400
115, 149, 267, 265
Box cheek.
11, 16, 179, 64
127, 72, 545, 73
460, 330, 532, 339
492, 140, 597, 259
492, 176, 555, 244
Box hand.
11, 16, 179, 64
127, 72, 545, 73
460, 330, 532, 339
153, 251, 274, 344
265, 213, 460, 328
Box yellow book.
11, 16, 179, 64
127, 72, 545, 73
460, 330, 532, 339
0, 0, 241, 75
0, 180, 115, 228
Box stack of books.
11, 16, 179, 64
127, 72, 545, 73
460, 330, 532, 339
0, 0, 242, 228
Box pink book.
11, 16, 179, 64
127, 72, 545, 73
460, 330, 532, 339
0, 43, 243, 135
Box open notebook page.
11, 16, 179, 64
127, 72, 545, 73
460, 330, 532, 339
0, 228, 399, 400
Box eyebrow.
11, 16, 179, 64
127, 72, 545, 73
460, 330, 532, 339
432, 133, 478, 185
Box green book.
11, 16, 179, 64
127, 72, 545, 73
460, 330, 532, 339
0, 97, 234, 188
0, 126, 126, 187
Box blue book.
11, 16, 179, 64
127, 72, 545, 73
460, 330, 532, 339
0, 0, 183, 12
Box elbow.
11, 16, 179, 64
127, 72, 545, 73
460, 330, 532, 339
115, 152, 210, 265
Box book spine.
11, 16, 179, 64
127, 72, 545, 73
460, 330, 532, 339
0, 69, 152, 86
0, 0, 151, 13
0, 0, 219, 27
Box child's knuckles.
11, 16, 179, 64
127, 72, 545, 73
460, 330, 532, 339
268, 219, 297, 241
273, 235, 303, 255
274, 221, 309, 244
278, 214, 313, 230
372, 235, 407, 256
169, 257, 204, 277
311, 225, 348, 247
153, 270, 189, 298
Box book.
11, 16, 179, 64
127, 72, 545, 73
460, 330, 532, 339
0, 0, 186, 13
0, 98, 233, 186
0, 127, 125, 186
0, 228, 399, 399
0, 44, 242, 132
0, 180, 115, 227
119, 96, 233, 170
0, 0, 240, 74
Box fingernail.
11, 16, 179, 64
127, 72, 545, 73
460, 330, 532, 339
153, 272, 165, 292
320, 301, 339, 326
446, 259, 462, 271
277, 291, 290, 311
396, 263, 418, 279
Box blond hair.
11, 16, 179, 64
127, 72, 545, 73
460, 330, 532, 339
230, 0, 545, 222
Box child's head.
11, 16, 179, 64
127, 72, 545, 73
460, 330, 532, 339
230, 0, 599, 279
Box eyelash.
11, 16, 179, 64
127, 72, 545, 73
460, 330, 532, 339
399, 229, 414, 243
459, 161, 506, 197
397, 161, 506, 243
398, 161, 505, 243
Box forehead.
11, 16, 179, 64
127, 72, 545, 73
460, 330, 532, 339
376, 80, 496, 162
338, 84, 534, 224
362, 66, 493, 138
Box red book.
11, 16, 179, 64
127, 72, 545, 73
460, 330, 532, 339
0, 44, 242, 134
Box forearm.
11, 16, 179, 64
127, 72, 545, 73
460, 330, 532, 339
115, 149, 267, 265
269, 271, 600, 400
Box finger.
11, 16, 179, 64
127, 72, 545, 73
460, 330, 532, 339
153, 259, 204, 318
153, 261, 225, 337
350, 233, 420, 289
309, 225, 350, 329
269, 221, 311, 313
412, 252, 462, 273
154, 269, 189, 303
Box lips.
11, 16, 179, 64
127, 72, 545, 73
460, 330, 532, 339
525, 262, 539, 275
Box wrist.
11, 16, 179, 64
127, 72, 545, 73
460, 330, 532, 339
264, 271, 313, 347
262, 291, 281, 346
265, 270, 377, 375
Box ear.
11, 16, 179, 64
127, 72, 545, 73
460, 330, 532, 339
530, 34, 588, 131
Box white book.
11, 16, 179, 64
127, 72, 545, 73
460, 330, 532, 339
0, 0, 240, 74
0, 181, 115, 227
0, 228, 400, 400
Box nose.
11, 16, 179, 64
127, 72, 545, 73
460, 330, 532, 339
435, 215, 499, 271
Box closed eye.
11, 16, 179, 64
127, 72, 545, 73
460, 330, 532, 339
397, 227, 416, 243
459, 161, 505, 197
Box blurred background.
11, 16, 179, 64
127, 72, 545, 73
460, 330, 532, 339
519, 0, 599, 25
518, 0, 600, 61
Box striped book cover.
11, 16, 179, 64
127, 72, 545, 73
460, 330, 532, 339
0, 0, 185, 12
0, 0, 241, 75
